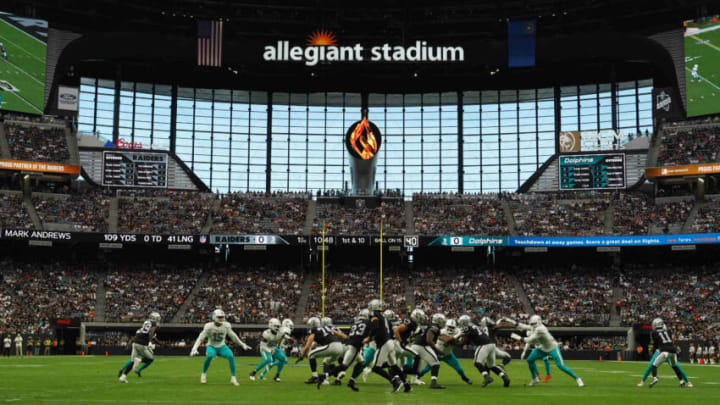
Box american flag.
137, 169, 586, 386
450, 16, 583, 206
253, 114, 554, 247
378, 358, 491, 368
197, 20, 223, 67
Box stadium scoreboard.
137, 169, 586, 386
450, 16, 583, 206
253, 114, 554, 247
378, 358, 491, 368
102, 151, 168, 188
559, 153, 625, 190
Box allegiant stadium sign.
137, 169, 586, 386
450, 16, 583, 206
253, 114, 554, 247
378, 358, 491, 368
263, 30, 464, 66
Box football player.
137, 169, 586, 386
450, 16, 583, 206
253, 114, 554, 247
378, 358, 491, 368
190, 309, 252, 386
688, 343, 696, 364
118, 312, 163, 383
642, 318, 690, 388
408, 310, 445, 389
297, 316, 347, 385
691, 64, 699, 82
0, 43, 7, 61
417, 317, 472, 385
318, 308, 374, 391
250, 318, 284, 381
366, 299, 411, 393
459, 314, 510, 387
392, 309, 424, 385
259, 318, 294, 381
508, 315, 584, 387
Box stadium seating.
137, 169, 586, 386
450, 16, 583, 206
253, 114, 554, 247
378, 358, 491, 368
510, 193, 611, 236
313, 200, 406, 235
118, 192, 214, 234
184, 267, 304, 324
32, 190, 110, 232
4, 123, 70, 163
104, 265, 202, 322
211, 192, 308, 234
693, 201, 720, 233
412, 193, 508, 235
0, 193, 32, 229
411, 267, 527, 321
658, 124, 720, 166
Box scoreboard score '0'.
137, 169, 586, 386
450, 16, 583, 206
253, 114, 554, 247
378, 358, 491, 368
102, 151, 168, 188
559, 153, 625, 190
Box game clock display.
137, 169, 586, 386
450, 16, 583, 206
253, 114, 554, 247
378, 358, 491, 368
559, 154, 625, 190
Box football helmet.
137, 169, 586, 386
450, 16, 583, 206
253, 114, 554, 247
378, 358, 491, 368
410, 309, 427, 324
652, 317, 665, 330
528, 315, 542, 328
321, 317, 333, 327
457, 314, 472, 328
307, 317, 321, 328
358, 308, 370, 320
383, 309, 396, 321
480, 316, 493, 328
212, 309, 226, 324
368, 299, 383, 312
149, 312, 161, 323
269, 318, 282, 332
431, 313, 447, 328
282, 318, 294, 330
445, 319, 457, 335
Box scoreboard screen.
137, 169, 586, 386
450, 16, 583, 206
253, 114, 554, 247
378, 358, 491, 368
102, 151, 168, 188
559, 154, 625, 190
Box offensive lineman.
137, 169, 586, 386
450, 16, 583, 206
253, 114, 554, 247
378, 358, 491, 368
644, 318, 690, 388
408, 310, 445, 389
190, 309, 252, 385
366, 299, 411, 393
297, 316, 347, 384
417, 318, 472, 385
319, 308, 374, 391
459, 314, 511, 387
507, 315, 584, 387
118, 312, 163, 382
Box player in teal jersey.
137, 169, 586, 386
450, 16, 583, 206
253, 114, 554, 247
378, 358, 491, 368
190, 309, 252, 386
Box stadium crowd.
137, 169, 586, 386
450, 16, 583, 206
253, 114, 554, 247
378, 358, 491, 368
211, 192, 309, 235
517, 266, 612, 326
510, 193, 611, 236
412, 193, 508, 235
32, 190, 110, 232
306, 267, 407, 323
313, 200, 406, 235
184, 266, 303, 324
412, 267, 527, 321
658, 125, 720, 166
0, 193, 32, 229
118, 192, 214, 234
104, 265, 203, 322
4, 124, 70, 163
693, 201, 720, 233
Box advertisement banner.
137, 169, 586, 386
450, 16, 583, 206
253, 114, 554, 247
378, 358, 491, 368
558, 131, 581, 152
57, 86, 79, 111
0, 159, 80, 174
645, 163, 720, 177
509, 233, 720, 247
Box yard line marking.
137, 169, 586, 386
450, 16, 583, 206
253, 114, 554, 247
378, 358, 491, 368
0, 31, 45, 64
686, 66, 720, 93
690, 34, 720, 53
0, 17, 46, 46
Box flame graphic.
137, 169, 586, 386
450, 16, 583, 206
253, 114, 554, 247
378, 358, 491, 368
306, 29, 337, 46
350, 118, 378, 160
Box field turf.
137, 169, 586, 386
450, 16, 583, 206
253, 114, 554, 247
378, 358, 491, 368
685, 21, 720, 117
1, 356, 719, 404
0, 16, 46, 115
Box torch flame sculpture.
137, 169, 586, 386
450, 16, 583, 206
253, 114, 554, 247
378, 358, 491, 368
345, 109, 382, 195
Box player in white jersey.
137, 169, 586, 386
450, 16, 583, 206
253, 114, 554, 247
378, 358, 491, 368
691, 64, 699, 82
259, 319, 295, 381
190, 309, 251, 386
2, 335, 11, 357
14, 333, 22, 356
508, 315, 583, 387
688, 343, 696, 364
250, 318, 286, 382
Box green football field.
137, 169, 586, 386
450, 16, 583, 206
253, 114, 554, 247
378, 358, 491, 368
0, 356, 719, 404
0, 16, 46, 115
685, 20, 720, 117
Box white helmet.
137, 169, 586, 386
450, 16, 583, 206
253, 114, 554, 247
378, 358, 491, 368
529, 315, 542, 328
358, 308, 370, 320
480, 316, 493, 328
212, 309, 226, 324
149, 312, 161, 323
652, 317, 665, 330
445, 319, 457, 334
307, 317, 321, 328
368, 299, 383, 312
410, 309, 426, 324
431, 313, 447, 328
694, 64, 698, 69
457, 314, 472, 328
321, 317, 333, 327
269, 318, 281, 332
282, 318, 294, 330
383, 309, 396, 321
